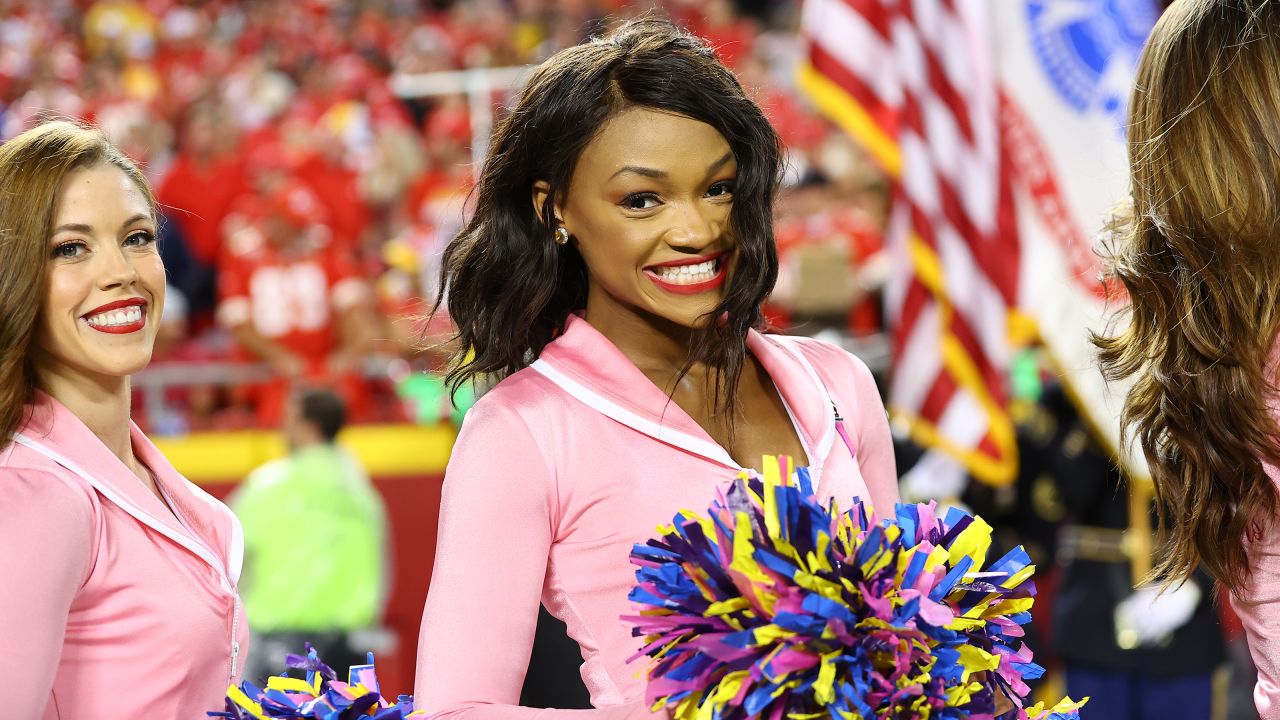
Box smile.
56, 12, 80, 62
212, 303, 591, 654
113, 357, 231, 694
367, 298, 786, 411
644, 252, 729, 295
82, 299, 147, 334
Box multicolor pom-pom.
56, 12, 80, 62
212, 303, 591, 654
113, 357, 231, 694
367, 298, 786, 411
209, 644, 425, 719
626, 456, 1087, 720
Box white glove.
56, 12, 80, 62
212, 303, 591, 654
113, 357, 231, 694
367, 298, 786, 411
899, 450, 970, 504
1114, 580, 1201, 648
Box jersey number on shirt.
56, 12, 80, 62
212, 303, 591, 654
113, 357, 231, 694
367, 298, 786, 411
249, 263, 331, 337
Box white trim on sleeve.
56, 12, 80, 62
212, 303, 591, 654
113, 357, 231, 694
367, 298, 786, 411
12, 433, 237, 593
529, 359, 742, 470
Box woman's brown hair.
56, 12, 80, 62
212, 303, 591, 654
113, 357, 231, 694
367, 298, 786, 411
0, 120, 157, 449
1096, 0, 1280, 594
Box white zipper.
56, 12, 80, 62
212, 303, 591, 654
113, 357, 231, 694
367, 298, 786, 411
230, 594, 241, 682
767, 336, 842, 494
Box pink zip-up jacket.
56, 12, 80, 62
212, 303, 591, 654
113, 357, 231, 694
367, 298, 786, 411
0, 391, 248, 719
415, 315, 899, 720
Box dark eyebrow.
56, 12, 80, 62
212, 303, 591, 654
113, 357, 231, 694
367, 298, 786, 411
610, 165, 667, 180
51, 214, 153, 236
705, 151, 734, 174
609, 151, 736, 181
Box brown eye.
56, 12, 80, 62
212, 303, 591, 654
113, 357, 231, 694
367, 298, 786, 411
706, 181, 735, 198
621, 192, 661, 211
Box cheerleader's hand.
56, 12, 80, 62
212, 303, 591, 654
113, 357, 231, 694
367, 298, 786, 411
1113, 580, 1201, 648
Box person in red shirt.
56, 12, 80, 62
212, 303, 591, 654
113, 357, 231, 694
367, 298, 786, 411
157, 104, 249, 267
217, 182, 372, 425
295, 104, 371, 254
771, 171, 886, 336
672, 0, 756, 68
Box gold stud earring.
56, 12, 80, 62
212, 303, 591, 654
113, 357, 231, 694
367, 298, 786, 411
554, 227, 570, 245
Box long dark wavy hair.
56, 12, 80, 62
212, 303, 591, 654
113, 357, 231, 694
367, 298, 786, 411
436, 17, 783, 419
1095, 0, 1280, 594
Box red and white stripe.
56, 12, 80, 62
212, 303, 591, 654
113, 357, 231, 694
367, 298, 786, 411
800, 0, 1018, 483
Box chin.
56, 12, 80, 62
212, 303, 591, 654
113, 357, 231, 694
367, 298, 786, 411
81, 349, 155, 378
652, 301, 724, 330
643, 273, 734, 329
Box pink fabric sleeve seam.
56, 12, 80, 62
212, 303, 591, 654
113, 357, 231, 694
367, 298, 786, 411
7, 465, 99, 589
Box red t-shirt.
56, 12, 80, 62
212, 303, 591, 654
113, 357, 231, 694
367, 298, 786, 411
217, 224, 366, 364
156, 152, 249, 265
774, 207, 885, 335
295, 153, 368, 252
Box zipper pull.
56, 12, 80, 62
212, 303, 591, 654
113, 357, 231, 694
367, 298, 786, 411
831, 401, 843, 423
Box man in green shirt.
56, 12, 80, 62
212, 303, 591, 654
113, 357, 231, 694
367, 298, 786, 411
232, 388, 389, 681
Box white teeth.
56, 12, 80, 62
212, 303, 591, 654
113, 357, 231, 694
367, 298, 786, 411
86, 305, 143, 328
653, 259, 718, 284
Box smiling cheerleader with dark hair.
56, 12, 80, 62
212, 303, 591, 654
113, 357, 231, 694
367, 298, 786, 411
412, 17, 899, 720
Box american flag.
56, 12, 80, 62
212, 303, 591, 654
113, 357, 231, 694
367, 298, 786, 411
797, 0, 1020, 485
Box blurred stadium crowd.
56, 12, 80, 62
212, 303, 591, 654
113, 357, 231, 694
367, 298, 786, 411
0, 0, 889, 433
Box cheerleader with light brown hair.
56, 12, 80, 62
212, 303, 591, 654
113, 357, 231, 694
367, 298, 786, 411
1096, 1, 1280, 716
0, 120, 247, 717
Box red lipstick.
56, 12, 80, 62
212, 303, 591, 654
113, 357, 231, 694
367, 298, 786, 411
643, 251, 729, 296
82, 297, 147, 334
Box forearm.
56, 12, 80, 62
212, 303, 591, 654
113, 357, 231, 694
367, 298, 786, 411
334, 304, 375, 363
229, 323, 298, 366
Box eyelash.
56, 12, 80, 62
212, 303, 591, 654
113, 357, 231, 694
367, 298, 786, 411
620, 180, 737, 211
125, 230, 157, 247
51, 231, 157, 259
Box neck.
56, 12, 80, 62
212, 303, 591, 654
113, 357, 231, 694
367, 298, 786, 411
38, 365, 134, 467
289, 434, 328, 454
583, 291, 712, 389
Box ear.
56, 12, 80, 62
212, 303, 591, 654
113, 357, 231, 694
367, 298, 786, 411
531, 180, 559, 227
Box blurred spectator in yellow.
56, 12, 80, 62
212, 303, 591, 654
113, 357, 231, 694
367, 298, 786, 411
232, 387, 389, 682
375, 222, 479, 427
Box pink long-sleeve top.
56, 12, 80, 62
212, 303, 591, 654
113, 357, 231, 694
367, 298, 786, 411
0, 390, 248, 719
415, 315, 899, 720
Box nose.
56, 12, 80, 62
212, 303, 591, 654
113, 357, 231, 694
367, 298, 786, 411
97, 242, 141, 290
664, 199, 723, 251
